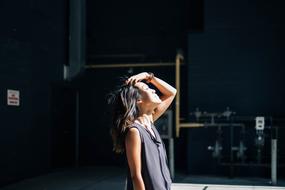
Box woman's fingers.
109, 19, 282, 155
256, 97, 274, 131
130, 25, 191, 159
126, 76, 136, 84
126, 72, 149, 84
126, 73, 146, 85
132, 79, 137, 85
125, 78, 135, 85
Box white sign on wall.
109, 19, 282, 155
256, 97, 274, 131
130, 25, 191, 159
7, 89, 20, 106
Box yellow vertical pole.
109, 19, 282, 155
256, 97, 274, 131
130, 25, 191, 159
175, 52, 182, 137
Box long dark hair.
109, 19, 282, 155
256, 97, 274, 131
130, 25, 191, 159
108, 82, 141, 154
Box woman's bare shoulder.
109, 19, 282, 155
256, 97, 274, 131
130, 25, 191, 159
125, 126, 140, 140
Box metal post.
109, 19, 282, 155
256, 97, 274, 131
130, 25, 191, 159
69, 0, 86, 79
169, 138, 175, 179
230, 121, 234, 178
75, 91, 80, 167
175, 52, 183, 137
271, 139, 277, 185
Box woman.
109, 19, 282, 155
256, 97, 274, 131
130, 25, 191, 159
108, 72, 176, 190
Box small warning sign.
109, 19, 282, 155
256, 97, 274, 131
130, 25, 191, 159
7, 89, 20, 106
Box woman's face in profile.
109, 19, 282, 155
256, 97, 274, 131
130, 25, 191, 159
135, 82, 161, 105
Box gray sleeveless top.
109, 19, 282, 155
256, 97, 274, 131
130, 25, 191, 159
125, 122, 172, 190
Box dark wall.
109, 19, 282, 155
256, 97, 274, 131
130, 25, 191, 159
86, 0, 192, 63
186, 0, 285, 176
0, 0, 67, 185
188, 0, 285, 116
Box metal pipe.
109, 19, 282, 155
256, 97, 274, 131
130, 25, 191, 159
85, 62, 176, 69
271, 139, 277, 185
169, 138, 175, 179
69, 0, 85, 79
75, 91, 80, 167
175, 53, 183, 137
230, 119, 234, 178
179, 123, 245, 128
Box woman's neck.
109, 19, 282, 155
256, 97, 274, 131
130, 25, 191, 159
139, 106, 154, 116
136, 114, 153, 128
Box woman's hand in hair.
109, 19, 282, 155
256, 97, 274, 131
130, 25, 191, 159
126, 72, 150, 85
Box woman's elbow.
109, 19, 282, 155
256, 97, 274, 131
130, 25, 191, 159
169, 89, 177, 97
131, 173, 145, 189
173, 89, 177, 95
131, 172, 143, 181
